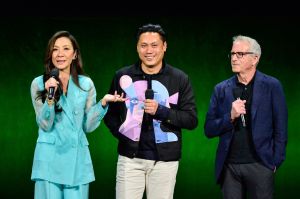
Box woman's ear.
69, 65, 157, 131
73, 50, 77, 60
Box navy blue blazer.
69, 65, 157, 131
204, 70, 288, 183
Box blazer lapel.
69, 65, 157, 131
57, 78, 76, 125
58, 95, 74, 125
225, 76, 236, 104
251, 71, 265, 121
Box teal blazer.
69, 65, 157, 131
30, 75, 107, 186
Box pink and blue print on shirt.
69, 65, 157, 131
119, 75, 178, 143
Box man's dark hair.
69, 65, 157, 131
136, 23, 166, 43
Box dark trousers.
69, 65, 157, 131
221, 162, 274, 199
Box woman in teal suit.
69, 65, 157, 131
30, 30, 125, 199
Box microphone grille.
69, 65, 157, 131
232, 87, 242, 99
50, 68, 59, 79
145, 89, 154, 99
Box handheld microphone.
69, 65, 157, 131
232, 87, 246, 127
145, 89, 154, 100
144, 89, 154, 123
144, 75, 154, 123
48, 68, 59, 100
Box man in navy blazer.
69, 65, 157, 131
204, 35, 288, 199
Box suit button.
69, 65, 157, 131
45, 111, 50, 118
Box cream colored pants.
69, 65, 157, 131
116, 155, 179, 199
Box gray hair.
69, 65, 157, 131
233, 35, 261, 56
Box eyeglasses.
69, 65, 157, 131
228, 52, 255, 59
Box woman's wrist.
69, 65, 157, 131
47, 98, 55, 106
101, 99, 107, 108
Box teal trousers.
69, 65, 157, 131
34, 180, 89, 199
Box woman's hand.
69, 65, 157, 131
101, 91, 126, 107
45, 77, 59, 94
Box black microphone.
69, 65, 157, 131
144, 75, 154, 123
232, 87, 246, 127
48, 68, 59, 100
144, 89, 154, 123
145, 89, 154, 100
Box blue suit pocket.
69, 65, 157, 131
79, 136, 92, 164
37, 134, 56, 144
34, 134, 56, 161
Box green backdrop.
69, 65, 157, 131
1, 16, 299, 198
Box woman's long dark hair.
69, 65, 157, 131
37, 30, 86, 112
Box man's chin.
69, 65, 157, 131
145, 63, 155, 68
231, 68, 239, 73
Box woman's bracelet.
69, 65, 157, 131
47, 98, 55, 106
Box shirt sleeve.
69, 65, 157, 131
31, 77, 55, 132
